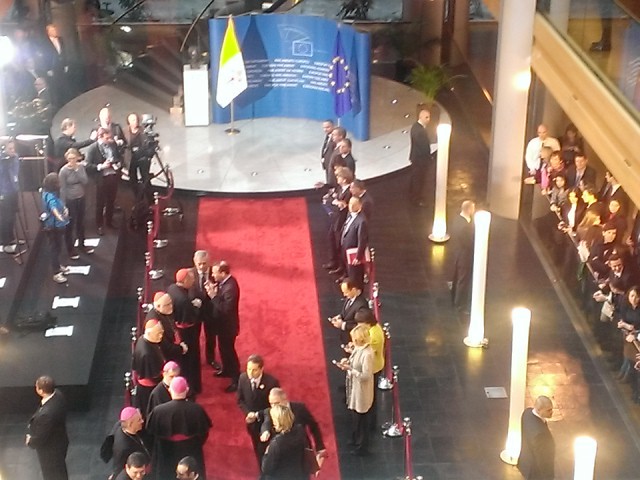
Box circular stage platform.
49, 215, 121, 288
54, 76, 446, 194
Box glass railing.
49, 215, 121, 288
537, 0, 640, 122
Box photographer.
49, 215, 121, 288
0, 140, 20, 254
86, 127, 122, 235
126, 113, 151, 195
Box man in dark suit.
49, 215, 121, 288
518, 395, 555, 480
325, 126, 346, 185
329, 138, 356, 180
565, 153, 596, 189
320, 120, 334, 170
350, 179, 373, 222
189, 250, 220, 371
450, 200, 475, 313
205, 261, 241, 392
35, 24, 70, 108
598, 171, 628, 214
260, 387, 326, 453
340, 196, 369, 289
85, 127, 122, 235
237, 354, 280, 466
408, 108, 435, 206
26, 375, 69, 480
53, 118, 96, 171
330, 278, 370, 344
96, 107, 127, 160
323, 167, 353, 272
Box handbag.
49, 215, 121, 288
303, 447, 321, 476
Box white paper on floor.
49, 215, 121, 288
45, 325, 74, 337
67, 266, 91, 275
52, 296, 80, 309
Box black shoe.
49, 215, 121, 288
328, 268, 343, 275
97, 227, 104, 236
335, 276, 346, 284
69, 249, 80, 260
215, 370, 230, 378
225, 383, 238, 393
323, 263, 337, 270
209, 361, 222, 371
590, 41, 611, 52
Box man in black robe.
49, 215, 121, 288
132, 319, 165, 418
26, 375, 69, 480
168, 269, 202, 394
146, 292, 187, 362
102, 407, 150, 479
147, 361, 180, 415
146, 377, 212, 480
518, 396, 555, 480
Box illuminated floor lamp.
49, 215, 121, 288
574, 436, 597, 480
428, 123, 452, 243
500, 307, 532, 464
463, 210, 491, 347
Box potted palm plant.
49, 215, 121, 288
408, 64, 463, 122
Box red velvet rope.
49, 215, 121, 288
404, 425, 413, 479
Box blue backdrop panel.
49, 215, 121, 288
209, 15, 370, 140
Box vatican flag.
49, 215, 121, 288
216, 16, 247, 108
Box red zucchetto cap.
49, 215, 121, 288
154, 291, 167, 302
175, 269, 190, 283
163, 361, 179, 373
120, 406, 139, 421
170, 376, 189, 395
145, 319, 160, 330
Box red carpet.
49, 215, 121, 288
196, 198, 340, 480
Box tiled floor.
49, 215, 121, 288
4, 17, 640, 480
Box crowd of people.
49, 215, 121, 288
22, 113, 393, 479
524, 122, 640, 406
0, 103, 155, 283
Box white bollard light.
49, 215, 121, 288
574, 436, 597, 480
500, 307, 532, 464
429, 123, 452, 243
463, 210, 491, 347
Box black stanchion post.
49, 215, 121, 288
153, 192, 168, 249
124, 372, 132, 407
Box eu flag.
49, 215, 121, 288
329, 30, 352, 118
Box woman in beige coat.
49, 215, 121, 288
337, 324, 374, 456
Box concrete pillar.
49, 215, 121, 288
487, 0, 536, 219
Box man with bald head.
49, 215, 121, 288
518, 395, 555, 479
147, 377, 212, 480
168, 269, 202, 394
132, 319, 165, 417
524, 124, 560, 178
147, 291, 187, 362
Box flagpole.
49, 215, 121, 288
226, 100, 240, 135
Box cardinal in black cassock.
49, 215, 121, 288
147, 360, 180, 415
132, 319, 165, 418
146, 376, 212, 480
